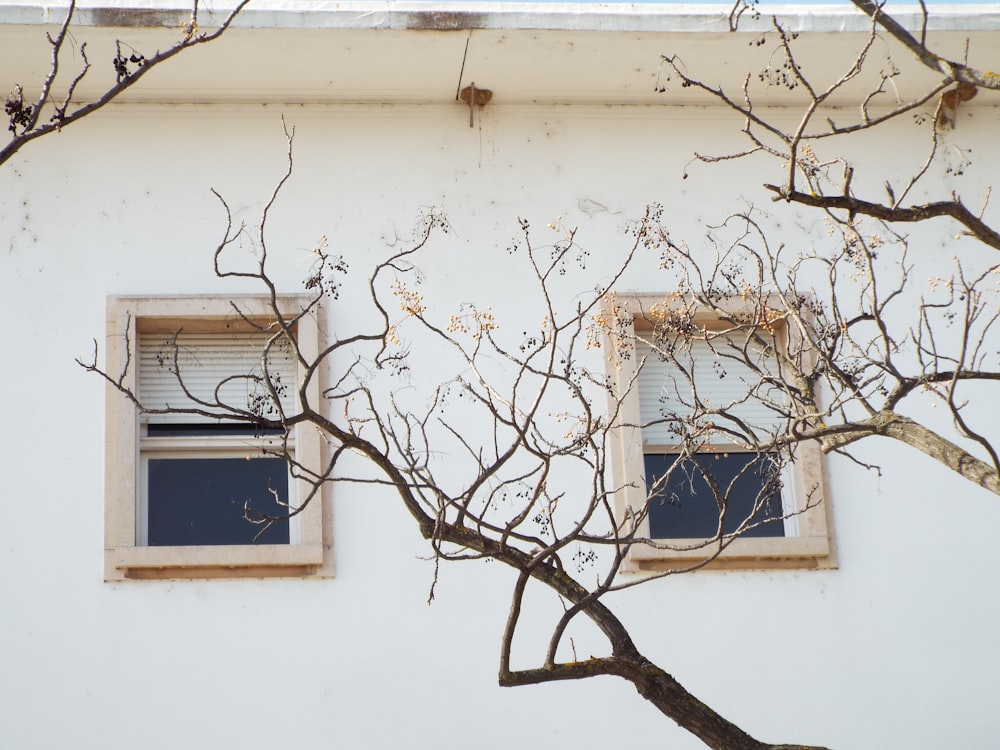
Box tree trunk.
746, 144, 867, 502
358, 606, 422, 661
614, 657, 832, 750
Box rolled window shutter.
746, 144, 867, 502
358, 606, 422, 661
138, 332, 296, 424
636, 336, 784, 446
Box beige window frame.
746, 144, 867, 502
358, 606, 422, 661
606, 294, 835, 571
104, 295, 332, 580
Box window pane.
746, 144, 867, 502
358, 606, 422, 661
147, 458, 290, 546
146, 423, 284, 437
644, 452, 785, 539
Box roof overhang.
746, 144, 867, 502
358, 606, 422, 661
1, 2, 996, 106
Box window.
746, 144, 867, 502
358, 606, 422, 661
607, 295, 834, 571
104, 296, 331, 580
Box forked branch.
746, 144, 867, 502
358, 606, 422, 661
2, 0, 250, 167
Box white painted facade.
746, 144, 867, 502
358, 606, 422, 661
1, 4, 998, 749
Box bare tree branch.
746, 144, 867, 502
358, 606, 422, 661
2, 0, 249, 167
850, 0, 1000, 89
765, 185, 1000, 251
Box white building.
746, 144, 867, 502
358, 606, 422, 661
2, 2, 998, 748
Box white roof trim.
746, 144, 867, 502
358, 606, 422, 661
0, 1, 997, 34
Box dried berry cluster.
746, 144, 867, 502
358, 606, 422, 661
4, 86, 34, 134
113, 50, 146, 82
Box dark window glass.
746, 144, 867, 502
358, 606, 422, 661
644, 452, 785, 539
147, 423, 283, 437
147, 457, 290, 546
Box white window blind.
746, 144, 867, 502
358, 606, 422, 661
636, 335, 784, 446
138, 332, 296, 424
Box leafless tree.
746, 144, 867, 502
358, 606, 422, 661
2, 0, 249, 168
81, 3, 1000, 749
83, 127, 830, 750
655, 0, 1000, 495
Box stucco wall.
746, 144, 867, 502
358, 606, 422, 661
2, 99, 999, 749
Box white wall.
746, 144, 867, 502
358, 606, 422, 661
2, 99, 999, 750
